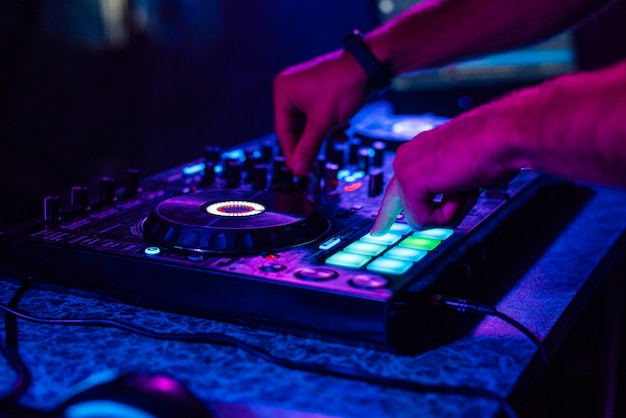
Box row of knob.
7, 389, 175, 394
202, 138, 388, 197
42, 138, 390, 222
43, 169, 142, 222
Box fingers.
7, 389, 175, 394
371, 176, 479, 235
290, 118, 330, 176
371, 177, 403, 236
402, 191, 479, 228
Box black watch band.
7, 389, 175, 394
343, 29, 392, 91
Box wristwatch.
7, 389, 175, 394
343, 29, 392, 91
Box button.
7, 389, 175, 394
187, 254, 204, 262
383, 247, 427, 262
144, 247, 161, 256
295, 267, 338, 281
413, 228, 454, 240
360, 232, 402, 246
350, 274, 390, 289
260, 262, 286, 272
366, 258, 413, 275
325, 252, 370, 269
398, 236, 441, 251
343, 241, 386, 257
389, 223, 413, 235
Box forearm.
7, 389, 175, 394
504, 58, 626, 187
365, 0, 610, 76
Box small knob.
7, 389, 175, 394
357, 147, 372, 173
124, 169, 140, 197
368, 169, 384, 197
325, 143, 345, 168
204, 145, 222, 164
271, 156, 287, 186
225, 161, 242, 188
71, 186, 89, 212
279, 166, 294, 193
372, 141, 386, 167
43, 196, 60, 222
99, 176, 116, 204
251, 164, 268, 190
201, 162, 216, 186
324, 162, 339, 194
348, 138, 362, 165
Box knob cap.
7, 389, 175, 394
124, 169, 140, 197
372, 141, 386, 167
99, 176, 116, 204
43, 196, 60, 222
368, 169, 384, 197
71, 186, 89, 212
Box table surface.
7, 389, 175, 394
2, 185, 626, 418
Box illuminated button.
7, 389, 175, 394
389, 223, 413, 235
360, 232, 402, 246
182, 162, 205, 175
144, 247, 161, 256
187, 254, 204, 262
295, 267, 338, 281
343, 241, 386, 257
350, 274, 390, 289
383, 247, 427, 262
325, 252, 371, 269
398, 236, 441, 251
319, 237, 342, 250
413, 228, 454, 240
366, 258, 413, 275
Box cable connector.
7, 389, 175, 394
428, 294, 496, 315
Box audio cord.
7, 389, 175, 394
0, 286, 552, 418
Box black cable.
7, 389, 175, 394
0, 301, 518, 418
429, 295, 551, 369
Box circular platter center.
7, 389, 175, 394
205, 200, 265, 217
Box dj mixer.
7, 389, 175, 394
0, 110, 560, 352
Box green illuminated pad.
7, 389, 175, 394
343, 241, 386, 257
366, 258, 413, 275
383, 247, 427, 262
413, 228, 454, 240
325, 252, 371, 269
398, 236, 441, 251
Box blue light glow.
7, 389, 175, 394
222, 149, 245, 161
64, 400, 157, 418
182, 162, 205, 175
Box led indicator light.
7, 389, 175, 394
344, 182, 363, 192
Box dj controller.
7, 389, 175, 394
0, 109, 562, 352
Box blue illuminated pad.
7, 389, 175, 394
325, 252, 371, 269
389, 223, 413, 235
383, 247, 427, 262
343, 241, 386, 257
413, 228, 454, 240
366, 258, 413, 275
360, 232, 402, 246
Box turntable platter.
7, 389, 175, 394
354, 114, 448, 149
140, 190, 330, 253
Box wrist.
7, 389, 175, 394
343, 29, 392, 92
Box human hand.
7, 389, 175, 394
273, 50, 373, 176
371, 103, 520, 235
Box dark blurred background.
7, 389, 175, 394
1, 0, 625, 227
